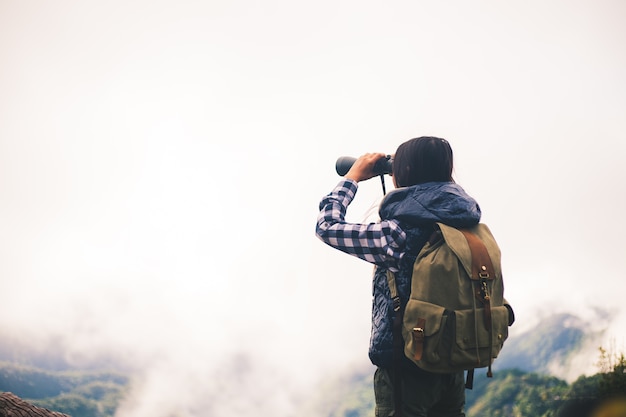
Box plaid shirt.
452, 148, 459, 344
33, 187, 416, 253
316, 179, 407, 272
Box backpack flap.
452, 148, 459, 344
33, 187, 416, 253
402, 302, 510, 373
452, 305, 510, 364
402, 299, 448, 365
436, 223, 502, 282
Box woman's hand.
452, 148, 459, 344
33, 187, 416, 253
345, 152, 387, 183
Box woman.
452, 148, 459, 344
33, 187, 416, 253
316, 136, 482, 417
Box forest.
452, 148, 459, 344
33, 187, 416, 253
1, 347, 624, 417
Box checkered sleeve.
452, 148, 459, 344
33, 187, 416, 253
316, 179, 406, 271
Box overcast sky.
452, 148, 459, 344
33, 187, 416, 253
1, 1, 625, 416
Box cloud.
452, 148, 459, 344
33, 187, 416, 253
1, 0, 626, 415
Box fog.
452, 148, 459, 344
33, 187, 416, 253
1, 0, 625, 415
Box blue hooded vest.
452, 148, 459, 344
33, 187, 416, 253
368, 181, 481, 368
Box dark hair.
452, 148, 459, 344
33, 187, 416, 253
392, 136, 454, 187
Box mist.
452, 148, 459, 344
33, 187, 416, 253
1, 0, 626, 415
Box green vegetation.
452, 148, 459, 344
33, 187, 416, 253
1, 347, 625, 417
308, 347, 626, 417
0, 361, 128, 417
466, 369, 569, 417
550, 347, 626, 417
328, 378, 375, 417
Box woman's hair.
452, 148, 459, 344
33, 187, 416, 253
392, 136, 454, 187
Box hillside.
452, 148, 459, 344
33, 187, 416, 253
307, 360, 626, 417
0, 312, 624, 417
304, 311, 624, 417
493, 312, 597, 376
0, 362, 128, 417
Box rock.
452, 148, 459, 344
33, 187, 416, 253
0, 392, 71, 417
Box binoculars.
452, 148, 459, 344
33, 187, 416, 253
335, 155, 393, 176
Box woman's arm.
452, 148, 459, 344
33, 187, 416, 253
315, 179, 406, 272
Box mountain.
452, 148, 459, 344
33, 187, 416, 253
0, 312, 622, 417
493, 312, 593, 375
0, 333, 129, 373
305, 311, 619, 417
0, 361, 128, 417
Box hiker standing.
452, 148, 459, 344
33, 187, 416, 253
316, 136, 481, 417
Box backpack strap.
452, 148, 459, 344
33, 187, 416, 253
386, 270, 401, 314
386, 270, 405, 417
460, 229, 495, 379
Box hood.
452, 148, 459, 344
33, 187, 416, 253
379, 182, 481, 228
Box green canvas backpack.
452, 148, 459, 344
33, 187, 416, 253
387, 222, 514, 389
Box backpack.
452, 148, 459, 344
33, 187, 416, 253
386, 222, 514, 389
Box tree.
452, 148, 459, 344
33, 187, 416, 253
556, 345, 626, 417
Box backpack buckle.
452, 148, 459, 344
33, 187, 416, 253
392, 296, 401, 312
479, 265, 490, 279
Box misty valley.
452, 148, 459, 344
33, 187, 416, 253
1, 312, 625, 417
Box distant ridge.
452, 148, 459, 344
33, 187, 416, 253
0, 362, 128, 417
0, 333, 128, 373
494, 312, 604, 378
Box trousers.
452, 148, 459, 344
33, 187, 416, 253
373, 357, 466, 417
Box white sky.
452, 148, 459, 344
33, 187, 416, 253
1, 1, 625, 416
